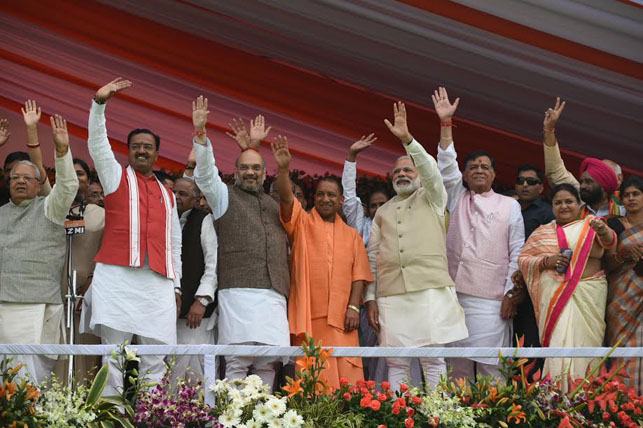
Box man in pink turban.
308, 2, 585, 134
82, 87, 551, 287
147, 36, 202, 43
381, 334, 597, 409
541, 97, 625, 218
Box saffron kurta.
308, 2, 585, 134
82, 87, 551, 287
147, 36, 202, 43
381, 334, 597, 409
282, 199, 373, 388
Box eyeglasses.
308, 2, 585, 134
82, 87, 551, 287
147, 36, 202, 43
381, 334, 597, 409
516, 177, 541, 186
9, 175, 37, 183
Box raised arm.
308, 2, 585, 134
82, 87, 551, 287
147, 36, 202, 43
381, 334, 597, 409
271, 135, 294, 218
342, 134, 376, 233
433, 87, 465, 212
44, 114, 79, 225
21, 101, 48, 188
542, 97, 579, 189
191, 95, 229, 220
385, 101, 447, 213
88, 78, 132, 195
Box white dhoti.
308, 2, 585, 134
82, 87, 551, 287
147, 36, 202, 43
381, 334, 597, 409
171, 315, 216, 383
448, 293, 512, 381
0, 303, 64, 384
83, 262, 178, 396
217, 288, 289, 389
377, 287, 468, 391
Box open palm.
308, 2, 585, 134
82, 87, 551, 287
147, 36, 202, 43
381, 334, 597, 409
431, 87, 459, 121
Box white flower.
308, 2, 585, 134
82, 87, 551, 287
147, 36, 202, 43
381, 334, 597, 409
219, 410, 241, 428
245, 420, 263, 428
265, 397, 287, 416
281, 410, 304, 428
253, 404, 275, 423
124, 346, 141, 362
268, 419, 284, 428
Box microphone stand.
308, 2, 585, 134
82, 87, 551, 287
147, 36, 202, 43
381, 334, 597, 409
64, 200, 86, 389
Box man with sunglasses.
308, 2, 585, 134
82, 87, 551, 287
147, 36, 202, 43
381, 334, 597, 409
514, 165, 554, 238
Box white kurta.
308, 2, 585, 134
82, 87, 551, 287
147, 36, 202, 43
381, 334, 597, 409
194, 139, 289, 348
83, 101, 182, 345
377, 287, 468, 347
341, 160, 373, 245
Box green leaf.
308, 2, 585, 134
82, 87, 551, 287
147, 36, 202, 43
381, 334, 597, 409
86, 364, 109, 406
115, 415, 136, 428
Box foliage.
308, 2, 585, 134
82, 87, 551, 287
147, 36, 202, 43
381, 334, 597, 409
281, 334, 363, 428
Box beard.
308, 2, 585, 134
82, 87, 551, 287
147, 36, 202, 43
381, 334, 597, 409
580, 185, 603, 205
235, 173, 264, 192
393, 176, 421, 196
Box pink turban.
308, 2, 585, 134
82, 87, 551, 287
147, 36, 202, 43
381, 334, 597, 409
579, 158, 618, 195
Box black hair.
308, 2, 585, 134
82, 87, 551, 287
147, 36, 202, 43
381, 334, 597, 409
367, 186, 391, 206
4, 151, 29, 168
464, 150, 495, 169
127, 129, 160, 150
551, 183, 581, 203
620, 175, 643, 196
153, 170, 174, 183
73, 158, 91, 177
516, 163, 545, 183
317, 175, 343, 195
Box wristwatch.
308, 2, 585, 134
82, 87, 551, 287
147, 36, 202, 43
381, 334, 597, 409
196, 297, 210, 306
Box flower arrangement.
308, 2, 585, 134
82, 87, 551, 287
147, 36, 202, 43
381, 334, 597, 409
3, 336, 641, 428
134, 371, 217, 428
0, 359, 40, 428
36, 376, 97, 427
211, 375, 303, 428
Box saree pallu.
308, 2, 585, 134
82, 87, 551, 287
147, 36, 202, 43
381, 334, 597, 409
606, 222, 642, 394
519, 217, 608, 391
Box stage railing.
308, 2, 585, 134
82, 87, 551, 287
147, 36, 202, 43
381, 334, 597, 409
1, 344, 641, 406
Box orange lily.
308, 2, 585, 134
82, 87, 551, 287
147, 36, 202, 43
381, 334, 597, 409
507, 404, 527, 424
296, 356, 315, 372
283, 378, 303, 397
319, 348, 333, 362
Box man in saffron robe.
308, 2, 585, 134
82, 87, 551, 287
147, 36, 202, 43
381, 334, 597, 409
272, 136, 373, 389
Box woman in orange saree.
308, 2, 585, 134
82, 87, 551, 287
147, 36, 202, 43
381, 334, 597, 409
519, 184, 617, 390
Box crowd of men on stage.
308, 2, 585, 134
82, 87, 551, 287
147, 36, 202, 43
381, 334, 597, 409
0, 79, 640, 396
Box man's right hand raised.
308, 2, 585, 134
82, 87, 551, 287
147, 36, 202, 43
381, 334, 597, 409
192, 95, 209, 146
271, 135, 291, 170
94, 77, 132, 104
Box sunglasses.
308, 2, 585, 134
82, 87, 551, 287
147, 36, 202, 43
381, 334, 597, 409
516, 177, 541, 186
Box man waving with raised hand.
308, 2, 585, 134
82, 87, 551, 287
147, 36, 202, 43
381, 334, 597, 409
83, 78, 182, 396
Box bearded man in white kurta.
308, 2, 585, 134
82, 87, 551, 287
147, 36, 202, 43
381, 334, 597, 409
365, 102, 468, 392
432, 87, 524, 381
83, 78, 182, 396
